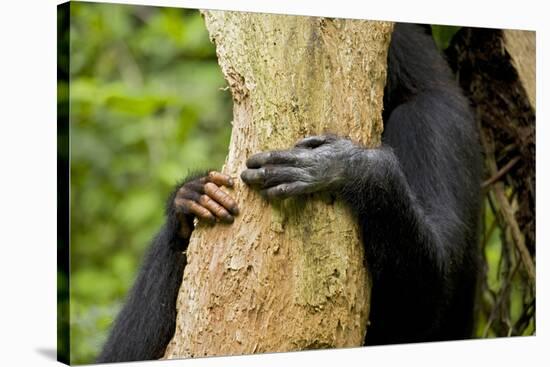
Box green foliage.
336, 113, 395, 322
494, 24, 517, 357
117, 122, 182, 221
475, 195, 535, 338
67, 3, 231, 363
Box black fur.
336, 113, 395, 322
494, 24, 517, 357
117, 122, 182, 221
95, 224, 186, 362
348, 23, 482, 344
97, 23, 482, 362
95, 173, 207, 363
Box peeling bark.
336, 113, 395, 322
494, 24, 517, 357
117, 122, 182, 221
164, 11, 393, 359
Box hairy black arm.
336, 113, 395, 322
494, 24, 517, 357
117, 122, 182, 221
96, 222, 187, 363
97, 171, 238, 363
345, 89, 482, 344
364, 24, 482, 344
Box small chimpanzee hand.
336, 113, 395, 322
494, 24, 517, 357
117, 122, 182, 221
173, 171, 239, 239
241, 134, 358, 200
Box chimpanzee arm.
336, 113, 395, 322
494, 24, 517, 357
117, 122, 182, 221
343, 90, 482, 344
97, 171, 239, 363
96, 222, 188, 363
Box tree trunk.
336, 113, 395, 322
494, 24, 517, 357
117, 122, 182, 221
164, 11, 393, 359
503, 30, 536, 110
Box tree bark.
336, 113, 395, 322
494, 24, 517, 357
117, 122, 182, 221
503, 30, 536, 110
164, 11, 393, 359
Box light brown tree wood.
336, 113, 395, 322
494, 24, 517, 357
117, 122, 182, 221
164, 11, 393, 359
503, 29, 536, 110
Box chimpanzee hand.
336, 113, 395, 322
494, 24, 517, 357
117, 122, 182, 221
241, 134, 358, 200
172, 171, 239, 239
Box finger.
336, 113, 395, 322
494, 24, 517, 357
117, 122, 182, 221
175, 198, 215, 223
246, 150, 298, 168
207, 171, 234, 187
204, 182, 239, 215
263, 167, 309, 188
294, 135, 328, 149
261, 181, 312, 200
199, 194, 234, 223
240, 167, 266, 185
241, 167, 307, 188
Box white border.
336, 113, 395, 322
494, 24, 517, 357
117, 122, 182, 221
0, 0, 546, 366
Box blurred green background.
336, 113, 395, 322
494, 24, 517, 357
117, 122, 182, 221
66, 3, 232, 363
60, 3, 533, 364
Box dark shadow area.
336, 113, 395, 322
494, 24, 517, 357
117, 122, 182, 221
57, 2, 70, 365
36, 348, 58, 361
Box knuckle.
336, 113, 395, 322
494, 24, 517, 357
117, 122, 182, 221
180, 187, 199, 201
242, 171, 253, 183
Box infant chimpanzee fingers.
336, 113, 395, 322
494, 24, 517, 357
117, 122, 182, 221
175, 172, 239, 223
198, 194, 234, 223
207, 171, 234, 187
177, 185, 202, 202
175, 197, 215, 223
204, 182, 239, 215
185, 180, 206, 194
